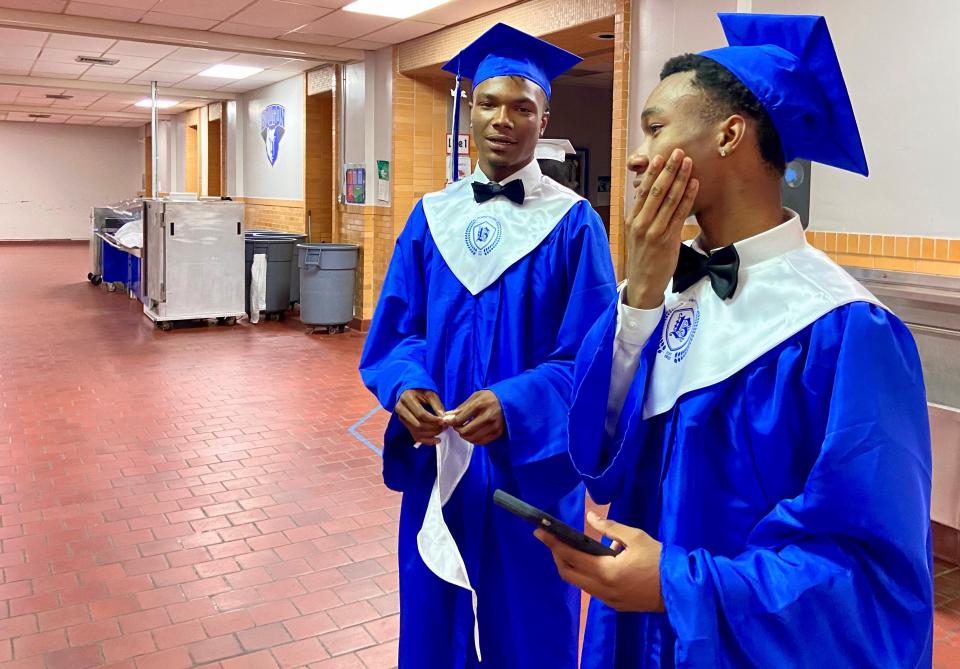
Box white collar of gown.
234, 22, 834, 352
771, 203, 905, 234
644, 212, 886, 419
422, 159, 583, 295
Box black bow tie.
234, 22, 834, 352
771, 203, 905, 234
672, 243, 741, 299
472, 179, 525, 205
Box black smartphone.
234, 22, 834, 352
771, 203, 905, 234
493, 489, 617, 557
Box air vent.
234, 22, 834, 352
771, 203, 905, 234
75, 56, 119, 66
591, 32, 616, 41
45, 93, 74, 100
28, 114, 51, 119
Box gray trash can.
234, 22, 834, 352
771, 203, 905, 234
298, 243, 359, 331
245, 236, 298, 317
245, 232, 307, 309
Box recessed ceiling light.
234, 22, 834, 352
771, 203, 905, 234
135, 99, 178, 109
198, 64, 264, 80
343, 0, 453, 19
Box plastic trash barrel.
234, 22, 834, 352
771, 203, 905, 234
298, 244, 359, 329
245, 236, 297, 316
244, 232, 307, 308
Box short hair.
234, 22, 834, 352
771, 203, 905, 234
660, 54, 785, 174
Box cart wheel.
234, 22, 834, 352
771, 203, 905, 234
87, 272, 94, 281
277, 312, 286, 321
217, 317, 237, 326
337, 325, 347, 334
106, 282, 117, 293
157, 321, 173, 331
91, 275, 102, 286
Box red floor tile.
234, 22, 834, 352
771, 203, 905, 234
2, 242, 955, 669
0, 244, 399, 668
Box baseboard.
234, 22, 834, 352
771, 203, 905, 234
0, 239, 88, 244
349, 318, 371, 332
933, 520, 960, 565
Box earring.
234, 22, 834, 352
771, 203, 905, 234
719, 148, 727, 157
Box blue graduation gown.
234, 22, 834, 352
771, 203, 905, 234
570, 298, 933, 668
360, 199, 617, 668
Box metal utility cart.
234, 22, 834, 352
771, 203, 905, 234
88, 201, 141, 285
141, 199, 246, 331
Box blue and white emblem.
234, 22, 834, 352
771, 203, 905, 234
260, 104, 285, 166
658, 299, 700, 363
464, 216, 502, 256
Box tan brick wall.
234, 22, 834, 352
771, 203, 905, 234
681, 223, 960, 277
608, 0, 631, 278
243, 199, 306, 233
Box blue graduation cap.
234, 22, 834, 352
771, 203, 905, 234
441, 24, 581, 182
700, 13, 869, 176
442, 23, 582, 99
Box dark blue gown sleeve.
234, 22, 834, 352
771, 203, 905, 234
659, 304, 933, 667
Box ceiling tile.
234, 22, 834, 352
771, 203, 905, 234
66, 116, 100, 124
103, 54, 159, 70
0, 28, 50, 46
5, 112, 38, 122
87, 100, 139, 111
32, 61, 91, 77
125, 73, 188, 86
149, 0, 255, 20
337, 38, 388, 50
95, 118, 130, 125
45, 33, 117, 53
287, 0, 348, 6
139, 12, 219, 30
223, 53, 293, 68
144, 59, 209, 75
0, 0, 66, 11
74, 0, 159, 9
211, 22, 285, 38
38, 47, 103, 63
228, 0, 333, 29
35, 113, 72, 123
168, 47, 238, 63
277, 31, 345, 46
65, 2, 146, 21
107, 41, 179, 59
173, 74, 235, 89
360, 19, 442, 44
414, 0, 515, 25
81, 66, 143, 81
296, 9, 395, 38
0, 93, 16, 104
0, 44, 42, 59
50, 98, 96, 108
0, 59, 35, 75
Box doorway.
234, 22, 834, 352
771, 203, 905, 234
304, 90, 334, 242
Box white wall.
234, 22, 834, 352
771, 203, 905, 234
752, 0, 959, 237
342, 50, 394, 204
0, 122, 141, 240
239, 75, 304, 200
626, 0, 960, 238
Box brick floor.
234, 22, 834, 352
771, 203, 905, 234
1, 242, 957, 668
0, 243, 396, 669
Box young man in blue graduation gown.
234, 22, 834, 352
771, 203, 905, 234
359, 23, 617, 668
537, 14, 933, 667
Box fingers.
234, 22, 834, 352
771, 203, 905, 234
446, 395, 480, 428
424, 391, 446, 419
396, 390, 445, 444
628, 154, 665, 223
648, 155, 693, 238
535, 528, 611, 595
666, 178, 700, 242
586, 511, 641, 548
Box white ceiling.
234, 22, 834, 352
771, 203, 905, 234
0, 0, 519, 123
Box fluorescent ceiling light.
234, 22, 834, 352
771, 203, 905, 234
135, 99, 178, 108
198, 64, 264, 80
343, 0, 453, 19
